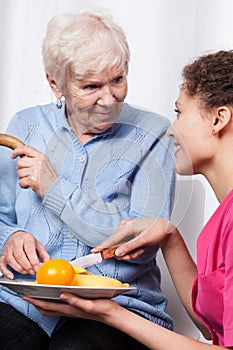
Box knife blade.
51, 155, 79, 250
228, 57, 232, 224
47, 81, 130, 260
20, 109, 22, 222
70, 247, 118, 268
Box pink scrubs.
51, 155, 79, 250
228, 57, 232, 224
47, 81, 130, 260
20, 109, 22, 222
192, 190, 233, 346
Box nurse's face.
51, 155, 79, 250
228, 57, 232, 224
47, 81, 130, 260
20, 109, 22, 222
167, 88, 216, 175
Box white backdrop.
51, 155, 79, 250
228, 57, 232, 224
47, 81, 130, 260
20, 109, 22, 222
1, 0, 233, 339
1, 0, 233, 223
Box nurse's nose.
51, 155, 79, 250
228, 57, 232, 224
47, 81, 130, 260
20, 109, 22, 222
166, 124, 174, 138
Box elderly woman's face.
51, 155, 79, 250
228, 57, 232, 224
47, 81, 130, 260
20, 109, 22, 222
63, 66, 128, 137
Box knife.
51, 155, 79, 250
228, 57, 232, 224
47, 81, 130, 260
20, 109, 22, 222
70, 247, 118, 268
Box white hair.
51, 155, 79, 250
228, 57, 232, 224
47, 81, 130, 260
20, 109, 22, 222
42, 10, 130, 90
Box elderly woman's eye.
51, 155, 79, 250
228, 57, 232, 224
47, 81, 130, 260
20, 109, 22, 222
113, 76, 123, 84
84, 84, 98, 90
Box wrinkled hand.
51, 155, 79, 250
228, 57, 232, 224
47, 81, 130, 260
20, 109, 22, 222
23, 294, 118, 323
0, 231, 50, 279
12, 145, 57, 198
92, 218, 176, 260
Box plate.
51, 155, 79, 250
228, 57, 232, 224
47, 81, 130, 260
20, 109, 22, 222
0, 278, 135, 300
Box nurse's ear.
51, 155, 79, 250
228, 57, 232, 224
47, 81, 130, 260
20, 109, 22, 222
211, 106, 232, 135
46, 73, 63, 99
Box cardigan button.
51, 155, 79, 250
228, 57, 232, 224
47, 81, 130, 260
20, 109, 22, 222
67, 232, 75, 239
80, 155, 86, 163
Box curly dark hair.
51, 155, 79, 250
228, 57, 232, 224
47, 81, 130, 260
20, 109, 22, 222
182, 50, 233, 110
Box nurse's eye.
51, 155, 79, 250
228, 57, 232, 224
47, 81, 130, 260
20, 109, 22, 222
174, 108, 181, 119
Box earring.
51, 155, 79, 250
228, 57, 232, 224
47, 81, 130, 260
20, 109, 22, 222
212, 128, 216, 135
56, 99, 62, 109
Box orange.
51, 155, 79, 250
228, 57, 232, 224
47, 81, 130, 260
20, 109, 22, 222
36, 259, 75, 286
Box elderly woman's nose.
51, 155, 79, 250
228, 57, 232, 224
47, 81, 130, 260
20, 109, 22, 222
98, 85, 116, 105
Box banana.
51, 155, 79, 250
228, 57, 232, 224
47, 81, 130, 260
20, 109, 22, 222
72, 274, 129, 288
73, 265, 91, 275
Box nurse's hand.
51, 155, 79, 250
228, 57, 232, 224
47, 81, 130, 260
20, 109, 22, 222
23, 294, 118, 322
92, 218, 177, 260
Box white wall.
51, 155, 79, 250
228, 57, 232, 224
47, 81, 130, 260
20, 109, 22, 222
1, 0, 233, 339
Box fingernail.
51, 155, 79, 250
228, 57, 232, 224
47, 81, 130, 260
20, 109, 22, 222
115, 248, 124, 256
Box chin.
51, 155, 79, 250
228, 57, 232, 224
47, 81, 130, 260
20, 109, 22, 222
175, 165, 194, 176
93, 122, 114, 133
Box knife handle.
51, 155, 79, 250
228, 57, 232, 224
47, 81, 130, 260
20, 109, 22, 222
101, 246, 118, 260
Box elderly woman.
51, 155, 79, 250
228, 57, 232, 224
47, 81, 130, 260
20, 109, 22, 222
0, 11, 175, 350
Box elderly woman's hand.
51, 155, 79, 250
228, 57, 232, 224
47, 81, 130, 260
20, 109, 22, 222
0, 231, 50, 279
12, 145, 58, 198
92, 218, 177, 260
